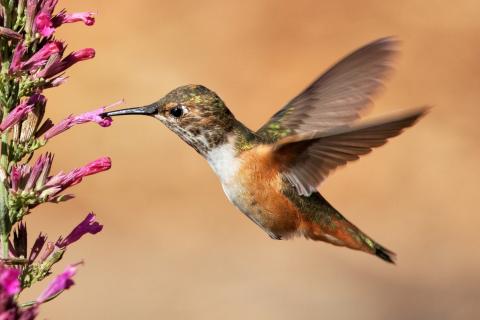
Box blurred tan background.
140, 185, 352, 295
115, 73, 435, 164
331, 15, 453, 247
23, 0, 480, 319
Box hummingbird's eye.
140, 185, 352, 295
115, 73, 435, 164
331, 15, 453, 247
170, 105, 185, 118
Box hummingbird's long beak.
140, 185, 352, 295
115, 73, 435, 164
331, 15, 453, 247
101, 103, 158, 117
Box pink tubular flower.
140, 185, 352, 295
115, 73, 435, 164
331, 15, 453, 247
35, 12, 55, 37
79, 157, 112, 177
56, 213, 103, 248
10, 153, 54, 194
22, 41, 63, 71
42, 115, 75, 140
0, 101, 34, 132
40, 157, 111, 200
73, 107, 113, 127
43, 100, 120, 140
57, 157, 112, 189
37, 48, 95, 79
53, 11, 95, 27
37, 265, 77, 303
0, 266, 20, 296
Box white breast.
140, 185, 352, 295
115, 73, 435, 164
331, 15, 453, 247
206, 143, 241, 183
206, 143, 243, 204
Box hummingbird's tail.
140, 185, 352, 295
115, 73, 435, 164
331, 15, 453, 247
298, 193, 396, 263
302, 216, 396, 264
371, 241, 396, 264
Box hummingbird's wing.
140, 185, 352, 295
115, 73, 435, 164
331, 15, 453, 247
272, 108, 428, 196
257, 37, 398, 142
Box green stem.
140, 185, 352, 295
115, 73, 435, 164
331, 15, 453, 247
0, 108, 10, 258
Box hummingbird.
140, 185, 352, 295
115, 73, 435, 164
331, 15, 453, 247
103, 37, 427, 263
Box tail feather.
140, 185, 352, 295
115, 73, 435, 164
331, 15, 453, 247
291, 191, 397, 264
373, 244, 396, 264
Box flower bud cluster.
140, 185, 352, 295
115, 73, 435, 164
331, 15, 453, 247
0, 1, 116, 317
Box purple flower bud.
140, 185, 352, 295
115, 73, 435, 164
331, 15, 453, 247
21, 41, 63, 71
47, 75, 68, 88
10, 166, 21, 192
52, 11, 95, 27
56, 213, 103, 248
35, 12, 55, 37
25, 0, 39, 34
39, 0, 59, 16
9, 42, 27, 74
36, 152, 54, 189
0, 266, 20, 296
38, 242, 54, 263
0, 101, 33, 132
0, 27, 22, 40
25, 153, 50, 191
37, 264, 76, 303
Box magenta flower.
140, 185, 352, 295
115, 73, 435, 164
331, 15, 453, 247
37, 265, 77, 303
10, 153, 53, 195
42, 115, 74, 140
53, 11, 95, 27
37, 48, 95, 79
35, 12, 55, 37
0, 0, 112, 316
38, 156, 111, 201
22, 41, 63, 71
56, 213, 103, 248
73, 107, 113, 127
0, 101, 33, 132
79, 157, 112, 177
0, 266, 20, 296
43, 100, 120, 140
54, 157, 111, 189
9, 42, 27, 74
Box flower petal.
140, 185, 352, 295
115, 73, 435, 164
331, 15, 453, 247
35, 12, 55, 37
56, 213, 103, 248
0, 266, 20, 296
37, 264, 77, 303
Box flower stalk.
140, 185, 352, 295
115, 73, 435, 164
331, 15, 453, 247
0, 0, 117, 318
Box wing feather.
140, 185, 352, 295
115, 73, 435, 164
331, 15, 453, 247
273, 108, 428, 196
257, 37, 399, 142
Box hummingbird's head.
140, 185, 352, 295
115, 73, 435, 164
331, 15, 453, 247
103, 84, 237, 155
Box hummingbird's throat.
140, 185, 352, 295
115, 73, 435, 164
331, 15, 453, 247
164, 120, 231, 156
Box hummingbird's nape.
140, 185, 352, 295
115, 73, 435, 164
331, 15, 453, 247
101, 103, 158, 117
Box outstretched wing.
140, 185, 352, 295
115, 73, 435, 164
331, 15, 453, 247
272, 108, 428, 196
257, 37, 398, 142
